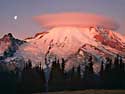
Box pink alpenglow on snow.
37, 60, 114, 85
1, 12, 125, 72
34, 13, 119, 30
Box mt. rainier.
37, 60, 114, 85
7, 26, 124, 69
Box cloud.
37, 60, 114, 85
34, 12, 119, 30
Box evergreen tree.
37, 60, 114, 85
100, 61, 104, 77
61, 58, 65, 72
49, 60, 64, 91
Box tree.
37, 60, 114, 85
49, 60, 64, 91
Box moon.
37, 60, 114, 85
14, 16, 17, 20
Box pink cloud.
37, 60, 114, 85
34, 12, 119, 30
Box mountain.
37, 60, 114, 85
12, 27, 124, 68
0, 33, 25, 60
0, 27, 125, 70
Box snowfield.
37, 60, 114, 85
11, 26, 125, 71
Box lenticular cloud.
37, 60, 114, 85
34, 12, 119, 30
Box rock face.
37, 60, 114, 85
0, 33, 25, 59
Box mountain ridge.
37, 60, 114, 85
0, 27, 125, 70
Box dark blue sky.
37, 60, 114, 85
0, 0, 125, 39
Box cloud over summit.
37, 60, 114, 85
34, 13, 119, 30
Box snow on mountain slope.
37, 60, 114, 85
94, 28, 125, 52
0, 26, 124, 71
28, 27, 98, 56
16, 27, 98, 63
25, 31, 48, 42
13, 26, 125, 67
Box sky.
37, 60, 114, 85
0, 0, 125, 39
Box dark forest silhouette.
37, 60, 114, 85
0, 54, 125, 93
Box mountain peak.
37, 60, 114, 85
2, 33, 14, 42
15, 26, 125, 67
0, 33, 24, 58
0, 26, 125, 70
7, 33, 13, 38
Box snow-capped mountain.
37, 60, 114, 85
0, 33, 25, 60
13, 27, 125, 67
25, 27, 125, 55
0, 26, 125, 70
